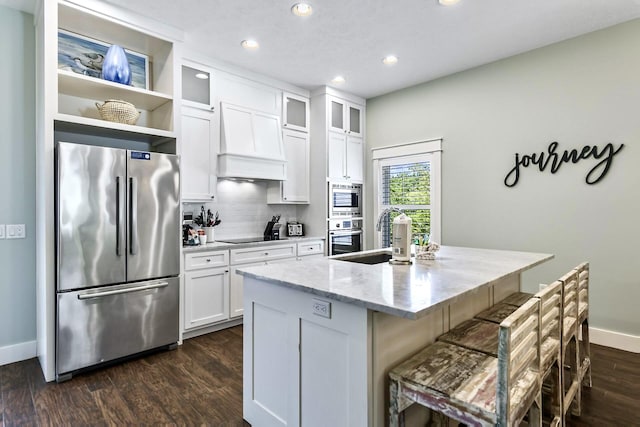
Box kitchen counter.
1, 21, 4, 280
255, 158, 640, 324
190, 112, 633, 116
240, 245, 553, 427
181, 236, 325, 253
237, 245, 552, 319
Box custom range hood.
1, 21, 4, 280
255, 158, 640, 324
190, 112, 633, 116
218, 102, 287, 180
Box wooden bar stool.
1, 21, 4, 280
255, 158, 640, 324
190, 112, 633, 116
440, 282, 563, 426
575, 262, 592, 388
389, 299, 542, 427
559, 269, 581, 418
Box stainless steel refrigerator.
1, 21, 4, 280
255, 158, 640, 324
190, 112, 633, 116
55, 141, 180, 381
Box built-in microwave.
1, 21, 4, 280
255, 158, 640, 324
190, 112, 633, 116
329, 183, 362, 217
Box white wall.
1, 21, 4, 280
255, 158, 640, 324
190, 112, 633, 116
366, 19, 640, 339
0, 6, 36, 359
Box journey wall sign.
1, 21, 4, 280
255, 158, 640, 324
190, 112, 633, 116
504, 141, 624, 187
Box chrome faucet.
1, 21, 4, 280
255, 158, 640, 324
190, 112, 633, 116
376, 207, 403, 231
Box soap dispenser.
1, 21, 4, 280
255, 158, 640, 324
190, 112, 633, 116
390, 213, 412, 264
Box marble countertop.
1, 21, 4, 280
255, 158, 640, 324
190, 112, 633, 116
237, 246, 553, 320
182, 236, 325, 253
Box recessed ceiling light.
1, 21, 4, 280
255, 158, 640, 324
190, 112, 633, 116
195, 73, 209, 80
331, 76, 345, 84
382, 55, 398, 66
241, 39, 259, 50
439, 0, 460, 5
291, 3, 313, 17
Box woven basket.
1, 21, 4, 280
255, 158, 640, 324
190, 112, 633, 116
95, 99, 140, 125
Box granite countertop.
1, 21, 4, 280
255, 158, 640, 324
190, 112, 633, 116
237, 246, 553, 320
182, 236, 325, 253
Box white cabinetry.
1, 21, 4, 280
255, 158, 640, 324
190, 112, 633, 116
297, 240, 324, 259
55, 2, 176, 139
282, 92, 309, 132
180, 106, 217, 201
328, 96, 363, 137
181, 62, 214, 110
327, 131, 363, 182
267, 130, 310, 204
243, 277, 368, 426
183, 250, 230, 331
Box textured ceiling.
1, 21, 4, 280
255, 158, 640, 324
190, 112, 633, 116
6, 0, 640, 98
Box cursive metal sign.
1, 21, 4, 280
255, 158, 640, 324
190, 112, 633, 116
504, 141, 624, 187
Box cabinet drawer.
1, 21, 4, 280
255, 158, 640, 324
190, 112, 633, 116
185, 250, 229, 271
297, 241, 324, 257
231, 244, 296, 264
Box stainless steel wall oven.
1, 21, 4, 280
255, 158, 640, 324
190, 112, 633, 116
328, 218, 363, 255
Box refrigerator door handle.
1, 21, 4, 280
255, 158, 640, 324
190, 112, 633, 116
116, 176, 122, 256
77, 281, 169, 300
129, 177, 138, 255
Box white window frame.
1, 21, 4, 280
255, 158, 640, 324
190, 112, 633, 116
372, 139, 442, 249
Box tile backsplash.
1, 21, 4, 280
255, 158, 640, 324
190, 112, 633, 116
183, 179, 299, 241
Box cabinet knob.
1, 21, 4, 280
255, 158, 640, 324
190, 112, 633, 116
225, 270, 229, 273
206, 259, 211, 262
211, 195, 215, 199
264, 252, 269, 256
284, 123, 288, 127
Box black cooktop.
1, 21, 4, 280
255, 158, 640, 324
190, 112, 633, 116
218, 237, 270, 244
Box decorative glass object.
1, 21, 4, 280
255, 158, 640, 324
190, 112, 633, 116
102, 45, 132, 85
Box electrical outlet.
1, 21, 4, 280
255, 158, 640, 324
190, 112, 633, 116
6, 224, 26, 239
0, 224, 4, 239
312, 298, 331, 319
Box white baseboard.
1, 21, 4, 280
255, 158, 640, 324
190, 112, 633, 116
589, 327, 640, 353
0, 340, 37, 366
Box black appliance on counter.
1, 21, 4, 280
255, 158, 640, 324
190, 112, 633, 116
264, 215, 281, 240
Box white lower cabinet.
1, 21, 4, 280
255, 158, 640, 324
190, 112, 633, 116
183, 250, 230, 332
230, 243, 297, 319
184, 267, 229, 329
297, 240, 324, 259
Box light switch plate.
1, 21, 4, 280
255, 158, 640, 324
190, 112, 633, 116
0, 224, 4, 239
6, 224, 25, 239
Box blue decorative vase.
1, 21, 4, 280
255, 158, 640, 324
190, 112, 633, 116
102, 45, 132, 86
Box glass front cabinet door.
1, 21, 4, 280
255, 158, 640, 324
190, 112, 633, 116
328, 96, 363, 137
182, 63, 214, 110
282, 92, 309, 132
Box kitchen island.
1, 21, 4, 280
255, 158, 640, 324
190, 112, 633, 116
237, 246, 553, 427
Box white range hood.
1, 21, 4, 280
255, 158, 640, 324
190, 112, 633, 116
218, 102, 287, 180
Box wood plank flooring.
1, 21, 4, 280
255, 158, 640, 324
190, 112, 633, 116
1, 326, 638, 426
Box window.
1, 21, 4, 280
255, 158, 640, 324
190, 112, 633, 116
372, 139, 441, 249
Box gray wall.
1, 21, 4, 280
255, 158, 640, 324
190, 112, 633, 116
366, 19, 640, 336
0, 6, 36, 349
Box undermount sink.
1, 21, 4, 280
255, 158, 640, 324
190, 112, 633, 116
334, 252, 393, 265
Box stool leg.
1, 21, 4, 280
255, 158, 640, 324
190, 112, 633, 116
528, 392, 542, 427
581, 319, 592, 388
389, 379, 402, 427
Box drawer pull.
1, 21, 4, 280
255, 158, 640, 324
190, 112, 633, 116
264, 252, 269, 256
206, 258, 211, 262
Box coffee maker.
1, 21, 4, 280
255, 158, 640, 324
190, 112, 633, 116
264, 215, 281, 241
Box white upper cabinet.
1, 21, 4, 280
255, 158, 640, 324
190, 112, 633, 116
55, 2, 176, 138
181, 106, 217, 201
328, 96, 363, 137
328, 131, 363, 182
268, 130, 310, 204
181, 63, 214, 110
283, 92, 310, 133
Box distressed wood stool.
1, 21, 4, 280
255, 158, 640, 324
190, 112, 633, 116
438, 282, 563, 426
575, 262, 592, 388
559, 269, 581, 418
389, 299, 542, 427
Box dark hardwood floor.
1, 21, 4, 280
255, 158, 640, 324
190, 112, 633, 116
1, 326, 638, 426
